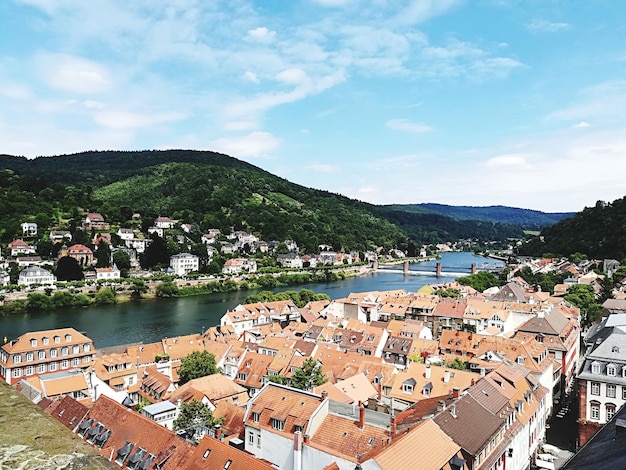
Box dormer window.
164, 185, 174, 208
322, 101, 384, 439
54, 335, 60, 344
252, 411, 260, 423
42, 337, 49, 346
271, 418, 285, 431
607, 364, 617, 377
65, 334, 72, 342
30, 339, 37, 347
591, 362, 601, 374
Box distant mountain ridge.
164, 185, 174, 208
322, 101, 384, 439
385, 203, 574, 229
0, 150, 570, 251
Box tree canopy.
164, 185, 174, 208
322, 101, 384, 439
173, 399, 223, 436
178, 350, 220, 385
290, 357, 327, 391
55, 256, 84, 281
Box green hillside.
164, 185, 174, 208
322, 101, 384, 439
0, 150, 565, 251
387, 203, 573, 229
517, 198, 626, 260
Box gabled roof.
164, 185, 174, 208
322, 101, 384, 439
434, 394, 504, 455
42, 395, 89, 430
169, 373, 248, 404
372, 419, 461, 470
2, 327, 93, 356
188, 435, 275, 470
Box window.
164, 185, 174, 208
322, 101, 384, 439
30, 339, 37, 347
591, 362, 601, 374
38, 351, 45, 360
65, 334, 72, 342
224, 460, 232, 470
607, 364, 617, 376
13, 354, 21, 364
607, 384, 616, 398
37, 363, 46, 373
54, 335, 60, 344
26, 353, 34, 362
72, 357, 80, 366
252, 412, 260, 423
129, 377, 134, 385
49, 362, 57, 372
50, 349, 57, 358
12, 368, 21, 378
623, 387, 626, 401
590, 402, 600, 420
42, 337, 49, 346
72, 345, 80, 354
606, 404, 617, 421
248, 432, 254, 444
590, 382, 600, 396
61, 347, 69, 356
83, 344, 91, 352
25, 366, 34, 376
202, 449, 211, 459
271, 418, 285, 431
61, 360, 69, 369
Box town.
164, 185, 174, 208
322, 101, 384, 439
2, 249, 625, 469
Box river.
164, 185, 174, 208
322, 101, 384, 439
0, 252, 503, 348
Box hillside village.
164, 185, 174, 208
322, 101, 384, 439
3, 254, 626, 470
1, 213, 411, 294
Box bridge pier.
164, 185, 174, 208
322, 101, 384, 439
436, 262, 442, 277
471, 263, 477, 275
403, 261, 409, 274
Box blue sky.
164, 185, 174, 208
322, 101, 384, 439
1, 0, 625, 212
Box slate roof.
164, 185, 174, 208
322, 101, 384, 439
434, 394, 504, 455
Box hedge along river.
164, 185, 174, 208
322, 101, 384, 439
0, 252, 503, 348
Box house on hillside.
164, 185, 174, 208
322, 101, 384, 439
21, 222, 37, 237
18, 266, 56, 287
9, 239, 36, 256
83, 213, 109, 230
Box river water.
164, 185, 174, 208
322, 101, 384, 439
0, 252, 503, 348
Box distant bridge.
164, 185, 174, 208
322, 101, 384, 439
375, 261, 502, 277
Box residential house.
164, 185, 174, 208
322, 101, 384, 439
91, 352, 137, 393
147, 226, 164, 238
63, 243, 94, 266
117, 228, 135, 241
18, 368, 90, 404
576, 330, 626, 446
387, 362, 480, 411
154, 216, 176, 229
277, 253, 303, 269
0, 269, 9, 286
141, 400, 178, 429
170, 253, 199, 276
18, 266, 56, 287
514, 306, 580, 398
49, 230, 72, 243
0, 328, 96, 385
138, 365, 176, 403
21, 222, 37, 237
83, 213, 109, 230
169, 373, 249, 408
95, 265, 121, 281
9, 239, 36, 256
15, 256, 45, 267
222, 258, 257, 274
430, 298, 468, 338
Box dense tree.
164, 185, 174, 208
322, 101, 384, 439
564, 284, 603, 327
112, 250, 131, 277
290, 357, 326, 391
141, 233, 170, 269
95, 287, 117, 304
173, 399, 223, 437
178, 351, 220, 385
457, 272, 501, 293
56, 256, 84, 281
95, 241, 111, 268
156, 281, 179, 297
267, 374, 289, 385
26, 292, 53, 310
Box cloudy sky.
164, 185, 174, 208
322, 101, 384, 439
1, 0, 625, 212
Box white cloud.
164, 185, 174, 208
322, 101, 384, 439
0, 83, 32, 100
243, 71, 260, 83
37, 53, 112, 94
93, 110, 185, 130
485, 153, 533, 169
385, 118, 433, 134
223, 120, 258, 131
276, 68, 308, 85
246, 27, 277, 43
83, 100, 107, 109
574, 121, 590, 128
526, 20, 570, 34
307, 163, 341, 172
209, 131, 281, 158
310, 0, 353, 6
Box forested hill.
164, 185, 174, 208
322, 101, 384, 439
518, 198, 626, 260
384, 203, 573, 229
0, 150, 556, 251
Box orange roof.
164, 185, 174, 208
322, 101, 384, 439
372, 419, 461, 470
170, 373, 248, 404
188, 435, 275, 470
161, 334, 204, 361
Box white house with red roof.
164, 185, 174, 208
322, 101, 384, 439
9, 239, 36, 256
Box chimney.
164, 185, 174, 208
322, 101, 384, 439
390, 416, 397, 437
437, 400, 446, 412
452, 387, 460, 399
471, 378, 475, 386
215, 425, 222, 440
444, 370, 450, 384
293, 431, 303, 470
378, 381, 383, 401
425, 365, 431, 380
321, 390, 328, 402
450, 403, 457, 418
358, 402, 365, 429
